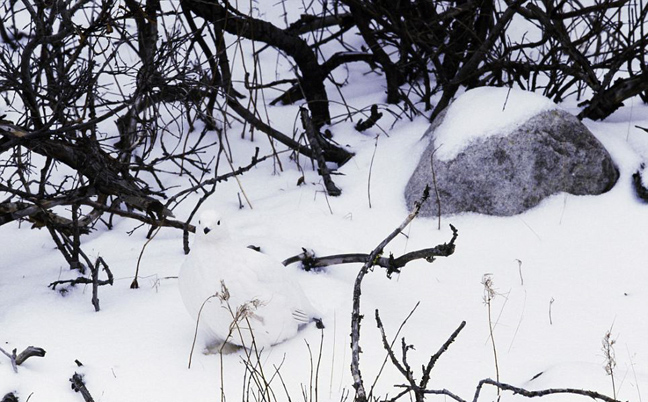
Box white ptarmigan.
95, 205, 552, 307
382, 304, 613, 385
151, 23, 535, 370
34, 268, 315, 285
179, 210, 323, 351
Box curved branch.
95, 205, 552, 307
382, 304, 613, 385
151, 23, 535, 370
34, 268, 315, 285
181, 0, 331, 126
282, 230, 458, 275
471, 378, 622, 402
578, 72, 648, 120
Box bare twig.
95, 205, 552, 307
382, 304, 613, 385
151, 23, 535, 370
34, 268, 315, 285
0, 346, 46, 373
368, 302, 420, 399
482, 274, 501, 399
367, 134, 379, 208
131, 226, 162, 289
430, 148, 442, 230
349, 185, 456, 402
420, 321, 466, 388
471, 378, 622, 402
549, 297, 555, 325
300, 108, 342, 197
355, 105, 383, 132
70, 373, 95, 402
49, 257, 114, 306
91, 257, 111, 312
188, 293, 220, 369
375, 311, 465, 402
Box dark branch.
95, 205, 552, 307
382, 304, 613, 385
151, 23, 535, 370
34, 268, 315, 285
350, 185, 442, 402
0, 345, 46, 373
282, 228, 458, 275
300, 107, 342, 197
470, 378, 622, 402
70, 373, 95, 402
579, 72, 648, 120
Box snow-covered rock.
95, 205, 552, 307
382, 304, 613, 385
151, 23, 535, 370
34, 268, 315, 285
405, 88, 619, 216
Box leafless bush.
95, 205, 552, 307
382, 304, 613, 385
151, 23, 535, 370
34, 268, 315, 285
327, 0, 648, 120
1, 0, 645, 302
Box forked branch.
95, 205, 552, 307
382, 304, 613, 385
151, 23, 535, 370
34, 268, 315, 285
283, 231, 457, 276
0, 345, 46, 373
375, 310, 466, 402
349, 185, 458, 402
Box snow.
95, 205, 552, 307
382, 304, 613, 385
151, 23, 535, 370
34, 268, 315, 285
2, 92, 647, 401
1, 8, 648, 402
433, 87, 559, 161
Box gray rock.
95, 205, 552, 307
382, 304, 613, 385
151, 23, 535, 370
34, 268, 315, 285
405, 109, 619, 216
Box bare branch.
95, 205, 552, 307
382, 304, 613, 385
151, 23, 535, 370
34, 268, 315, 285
70, 373, 95, 402
282, 234, 457, 275
350, 185, 452, 402
470, 378, 623, 402
300, 107, 342, 197
0, 345, 46, 373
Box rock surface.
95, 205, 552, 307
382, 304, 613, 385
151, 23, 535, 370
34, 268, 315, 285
405, 109, 619, 216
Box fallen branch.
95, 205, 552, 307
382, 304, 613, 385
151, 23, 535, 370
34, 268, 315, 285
283, 233, 457, 276
70, 373, 95, 402
0, 346, 46, 373
470, 378, 622, 402
390, 369, 621, 402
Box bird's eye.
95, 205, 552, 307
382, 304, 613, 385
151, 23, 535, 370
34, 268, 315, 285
203, 227, 211, 234
217, 220, 221, 226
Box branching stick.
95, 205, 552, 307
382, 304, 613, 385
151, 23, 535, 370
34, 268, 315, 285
349, 185, 457, 402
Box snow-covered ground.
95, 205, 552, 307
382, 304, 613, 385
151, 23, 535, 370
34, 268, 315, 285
1, 1, 647, 399
1, 82, 647, 401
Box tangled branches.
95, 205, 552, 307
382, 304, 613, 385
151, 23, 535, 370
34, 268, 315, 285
0, 0, 645, 300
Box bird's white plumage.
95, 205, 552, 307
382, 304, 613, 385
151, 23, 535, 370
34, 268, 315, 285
179, 210, 320, 350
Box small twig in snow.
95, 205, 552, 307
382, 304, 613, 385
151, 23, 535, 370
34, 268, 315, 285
132, 227, 162, 289
355, 104, 383, 132
482, 274, 501, 400
367, 134, 379, 209
70, 372, 95, 402
430, 147, 442, 230
549, 297, 555, 325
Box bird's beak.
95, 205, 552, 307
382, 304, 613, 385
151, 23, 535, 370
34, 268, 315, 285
203, 227, 211, 234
